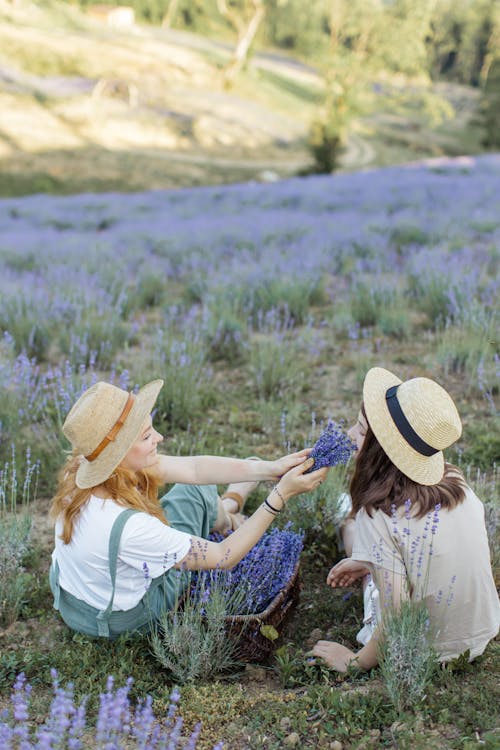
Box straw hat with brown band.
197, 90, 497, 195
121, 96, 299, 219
62, 379, 164, 489
362, 367, 462, 486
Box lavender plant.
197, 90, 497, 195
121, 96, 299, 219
377, 500, 440, 713
150, 568, 248, 684
284, 464, 353, 542
436, 305, 498, 393
249, 308, 306, 400
378, 599, 437, 714
133, 320, 214, 429
0, 447, 38, 627
0, 671, 223, 749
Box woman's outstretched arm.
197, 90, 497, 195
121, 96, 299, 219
174, 460, 328, 571
152, 449, 311, 486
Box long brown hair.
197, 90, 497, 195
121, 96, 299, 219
350, 407, 466, 519
50, 454, 166, 544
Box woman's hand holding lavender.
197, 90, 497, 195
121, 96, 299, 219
275, 458, 328, 506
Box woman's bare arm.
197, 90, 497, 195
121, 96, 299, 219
152, 449, 311, 486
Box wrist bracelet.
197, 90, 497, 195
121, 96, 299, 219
265, 497, 282, 514
272, 485, 285, 505
262, 501, 279, 516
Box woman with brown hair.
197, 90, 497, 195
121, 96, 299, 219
312, 367, 499, 672
50, 379, 328, 638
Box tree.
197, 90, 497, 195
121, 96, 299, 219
216, 0, 267, 85
309, 0, 450, 173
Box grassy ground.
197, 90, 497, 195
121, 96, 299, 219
1, 329, 498, 748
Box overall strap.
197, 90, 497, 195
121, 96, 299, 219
51, 559, 61, 610
96, 509, 140, 637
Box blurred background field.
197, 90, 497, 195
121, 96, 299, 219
0, 0, 498, 194
0, 0, 499, 748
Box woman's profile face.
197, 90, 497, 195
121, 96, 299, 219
120, 415, 163, 473
348, 410, 368, 451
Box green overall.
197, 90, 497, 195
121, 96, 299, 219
50, 483, 219, 638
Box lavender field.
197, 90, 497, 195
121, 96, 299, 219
0, 155, 499, 749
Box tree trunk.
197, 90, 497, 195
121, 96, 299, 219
217, 0, 266, 86
162, 0, 180, 28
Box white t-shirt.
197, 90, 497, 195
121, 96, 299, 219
352, 485, 500, 661
52, 496, 192, 611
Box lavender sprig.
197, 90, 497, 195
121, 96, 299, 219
305, 420, 357, 472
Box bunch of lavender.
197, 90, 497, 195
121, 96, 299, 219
192, 526, 304, 615
0, 671, 223, 749
305, 420, 357, 472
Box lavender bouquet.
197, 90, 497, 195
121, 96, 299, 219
191, 525, 304, 615
305, 419, 357, 472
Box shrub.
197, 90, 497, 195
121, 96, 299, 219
134, 323, 215, 429
350, 281, 404, 330
0, 448, 38, 627
249, 308, 306, 400
150, 568, 247, 684
436, 306, 498, 393
201, 299, 249, 365
378, 599, 437, 714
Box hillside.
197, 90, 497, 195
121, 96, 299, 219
0, 0, 485, 195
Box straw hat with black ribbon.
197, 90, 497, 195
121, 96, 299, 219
362, 367, 462, 486
62, 380, 164, 489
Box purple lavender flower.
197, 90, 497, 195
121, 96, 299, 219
1, 673, 220, 749
305, 420, 357, 473
191, 526, 304, 615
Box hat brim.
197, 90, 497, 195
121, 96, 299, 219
363, 367, 444, 486
75, 379, 164, 489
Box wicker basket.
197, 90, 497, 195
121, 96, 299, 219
224, 559, 301, 663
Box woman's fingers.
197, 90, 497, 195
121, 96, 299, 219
327, 558, 369, 588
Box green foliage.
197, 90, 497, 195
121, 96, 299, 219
150, 570, 246, 683
379, 600, 438, 714
249, 328, 305, 400
202, 296, 249, 365
390, 224, 431, 250
481, 57, 500, 148
427, 0, 498, 85
127, 271, 167, 310
350, 282, 410, 335
461, 419, 500, 471
0, 451, 38, 627
134, 324, 215, 430
283, 464, 351, 545
232, 276, 327, 328
273, 643, 332, 688
407, 272, 453, 327
308, 114, 345, 174
435, 306, 498, 392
